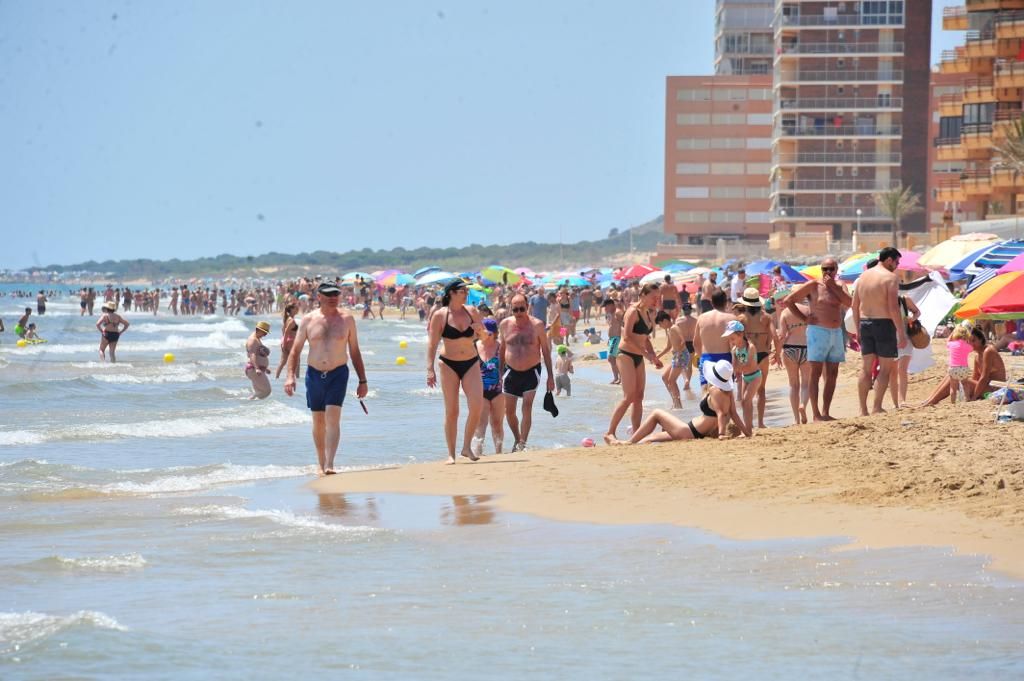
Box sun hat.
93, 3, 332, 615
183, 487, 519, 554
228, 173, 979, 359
102, 301, 116, 311
483, 318, 498, 334
722, 320, 745, 337
703, 358, 736, 392
740, 287, 763, 307
255, 321, 271, 334
317, 282, 341, 295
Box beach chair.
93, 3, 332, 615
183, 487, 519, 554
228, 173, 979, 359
990, 354, 1024, 422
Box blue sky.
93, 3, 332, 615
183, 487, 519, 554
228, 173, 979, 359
2, 1, 962, 270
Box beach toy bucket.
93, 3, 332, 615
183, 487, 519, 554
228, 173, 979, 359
598, 350, 608, 360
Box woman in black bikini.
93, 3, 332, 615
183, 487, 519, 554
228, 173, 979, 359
427, 279, 484, 464
606, 359, 751, 444
604, 283, 664, 444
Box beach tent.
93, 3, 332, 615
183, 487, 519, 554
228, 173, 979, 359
744, 259, 807, 283
949, 239, 1024, 279
954, 272, 1023, 319
918, 233, 1001, 270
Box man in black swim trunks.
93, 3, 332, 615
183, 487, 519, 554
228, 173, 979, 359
498, 293, 555, 452
851, 246, 907, 416
284, 282, 369, 476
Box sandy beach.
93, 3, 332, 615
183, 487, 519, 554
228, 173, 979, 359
315, 349, 1024, 578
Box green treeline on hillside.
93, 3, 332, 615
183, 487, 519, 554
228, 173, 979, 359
44, 217, 664, 279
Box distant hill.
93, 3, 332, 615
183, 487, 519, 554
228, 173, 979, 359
43, 216, 666, 280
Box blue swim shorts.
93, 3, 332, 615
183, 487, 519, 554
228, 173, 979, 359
699, 352, 731, 386
608, 336, 621, 358
806, 325, 846, 364
305, 364, 349, 412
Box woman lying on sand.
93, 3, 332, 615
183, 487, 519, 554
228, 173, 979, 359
606, 359, 751, 445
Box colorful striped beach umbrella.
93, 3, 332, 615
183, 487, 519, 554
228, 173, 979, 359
949, 239, 1024, 279
979, 274, 1024, 318
919, 234, 1001, 270
954, 271, 1023, 320
997, 252, 1024, 274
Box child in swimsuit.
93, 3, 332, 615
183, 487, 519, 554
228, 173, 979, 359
723, 320, 762, 434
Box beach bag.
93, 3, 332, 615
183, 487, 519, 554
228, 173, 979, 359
901, 297, 930, 350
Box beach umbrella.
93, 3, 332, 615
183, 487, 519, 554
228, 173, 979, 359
513, 266, 536, 278
801, 265, 822, 280
918, 234, 1001, 269
616, 264, 657, 280
997, 251, 1024, 274
640, 270, 672, 285
480, 265, 522, 285
949, 239, 1024, 279
744, 259, 808, 283
979, 274, 1024, 318
954, 271, 1023, 319
415, 270, 458, 286
551, 275, 590, 287
896, 250, 927, 272
377, 271, 414, 287
341, 271, 373, 283
413, 266, 442, 278
658, 260, 697, 272
838, 252, 878, 281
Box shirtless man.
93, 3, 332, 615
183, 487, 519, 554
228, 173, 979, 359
498, 293, 555, 452
284, 282, 369, 476
921, 326, 1007, 406
699, 272, 719, 313
693, 290, 736, 389
96, 301, 129, 362
36, 291, 47, 316
14, 308, 31, 338
660, 276, 680, 322
851, 247, 907, 416
603, 298, 623, 384
783, 257, 853, 421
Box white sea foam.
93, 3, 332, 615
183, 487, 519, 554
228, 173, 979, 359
131, 319, 249, 334
56, 553, 147, 571
8, 331, 244, 355
71, 361, 135, 369
390, 335, 427, 344
175, 504, 380, 537
0, 431, 45, 446
90, 370, 217, 384
102, 463, 315, 495
408, 387, 442, 397
0, 610, 127, 654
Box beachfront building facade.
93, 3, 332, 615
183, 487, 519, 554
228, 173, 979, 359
769, 0, 933, 246
928, 70, 983, 241
715, 0, 775, 76
663, 75, 774, 255
934, 3, 1024, 231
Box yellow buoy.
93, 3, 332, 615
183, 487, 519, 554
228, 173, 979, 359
583, 341, 591, 347
16, 339, 27, 348
395, 356, 407, 366
163, 353, 175, 363
399, 339, 408, 349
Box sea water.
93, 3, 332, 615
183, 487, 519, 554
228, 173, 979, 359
1, 292, 1022, 679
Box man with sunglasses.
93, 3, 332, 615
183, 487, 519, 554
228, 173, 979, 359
499, 293, 555, 452
782, 257, 852, 422
284, 282, 369, 476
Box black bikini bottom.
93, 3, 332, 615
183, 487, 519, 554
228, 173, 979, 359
687, 420, 706, 439
619, 350, 644, 368
440, 355, 480, 380
756, 351, 770, 364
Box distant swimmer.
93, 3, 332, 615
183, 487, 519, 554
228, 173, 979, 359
96, 301, 130, 362
24, 323, 41, 341
36, 291, 47, 316
14, 308, 31, 338
284, 282, 368, 477
245, 321, 273, 400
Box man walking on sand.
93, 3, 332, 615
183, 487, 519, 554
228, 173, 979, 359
693, 290, 736, 388
499, 293, 555, 452
851, 247, 906, 416
699, 272, 719, 313
782, 257, 853, 421
284, 282, 368, 476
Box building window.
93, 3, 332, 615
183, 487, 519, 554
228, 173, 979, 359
711, 186, 745, 199
938, 116, 962, 139
675, 186, 710, 199
676, 163, 710, 174
676, 89, 711, 101
836, 167, 844, 177
675, 211, 710, 223
746, 162, 771, 175
711, 162, 745, 175
862, 1, 903, 25
676, 138, 711, 150
676, 113, 711, 125
746, 113, 772, 125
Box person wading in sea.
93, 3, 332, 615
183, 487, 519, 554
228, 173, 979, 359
284, 282, 368, 476
499, 293, 555, 452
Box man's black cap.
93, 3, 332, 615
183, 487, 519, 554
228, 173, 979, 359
542, 391, 558, 418
317, 282, 341, 295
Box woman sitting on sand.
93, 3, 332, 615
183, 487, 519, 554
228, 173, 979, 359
427, 279, 484, 464
920, 327, 1007, 406
607, 359, 751, 445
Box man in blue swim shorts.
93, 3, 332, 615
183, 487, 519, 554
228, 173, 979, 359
284, 282, 369, 476
693, 289, 735, 388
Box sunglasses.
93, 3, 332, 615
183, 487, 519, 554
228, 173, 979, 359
320, 291, 340, 297
822, 266, 837, 272
511, 306, 527, 313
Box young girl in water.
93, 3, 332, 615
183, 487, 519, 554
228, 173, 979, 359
724, 319, 762, 433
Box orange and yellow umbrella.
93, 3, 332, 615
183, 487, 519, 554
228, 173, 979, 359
954, 271, 1023, 319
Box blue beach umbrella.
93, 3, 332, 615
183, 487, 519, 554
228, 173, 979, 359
949, 239, 1024, 280
413, 266, 442, 278
744, 259, 808, 283
552, 275, 590, 287
415, 270, 458, 286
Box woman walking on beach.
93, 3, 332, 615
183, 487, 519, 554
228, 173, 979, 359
734, 288, 780, 429
779, 297, 811, 424
427, 279, 484, 464
245, 321, 273, 400
471, 318, 505, 456
604, 283, 663, 444
606, 359, 750, 444
276, 303, 299, 379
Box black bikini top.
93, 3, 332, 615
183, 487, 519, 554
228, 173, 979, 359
442, 307, 475, 340
699, 395, 717, 418
632, 309, 653, 336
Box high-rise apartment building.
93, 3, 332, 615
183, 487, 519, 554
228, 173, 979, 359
769, 1, 932, 241
933, 4, 1024, 223
663, 75, 774, 248
715, 0, 775, 75
928, 70, 982, 234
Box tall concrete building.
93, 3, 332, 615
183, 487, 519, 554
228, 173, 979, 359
928, 70, 982, 236
663, 75, 774, 251
934, 3, 1024, 226
715, 0, 775, 75
769, 0, 933, 242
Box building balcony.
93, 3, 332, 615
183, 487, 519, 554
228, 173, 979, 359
775, 69, 903, 85
771, 179, 902, 194
963, 77, 995, 103
776, 96, 903, 112
993, 108, 1024, 138
771, 206, 888, 220
938, 93, 963, 117
938, 48, 993, 75
962, 122, 994, 149
962, 30, 1019, 59
774, 13, 904, 31
934, 137, 967, 161
774, 124, 901, 139
936, 179, 967, 203
962, 169, 994, 195
995, 10, 1024, 39
772, 151, 901, 166
995, 61, 1024, 88
965, 0, 1024, 12
992, 166, 1024, 189
775, 41, 904, 58
942, 6, 968, 31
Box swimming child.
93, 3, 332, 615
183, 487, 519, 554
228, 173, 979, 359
723, 320, 762, 434
946, 324, 972, 405
555, 345, 574, 397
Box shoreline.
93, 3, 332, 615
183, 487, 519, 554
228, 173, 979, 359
313, 355, 1024, 580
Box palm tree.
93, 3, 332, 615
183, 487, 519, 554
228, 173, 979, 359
872, 184, 923, 248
